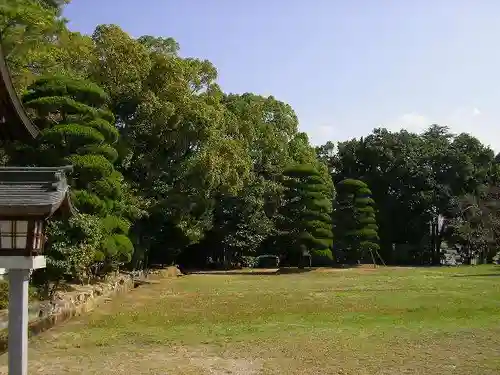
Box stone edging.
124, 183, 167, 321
0, 266, 182, 353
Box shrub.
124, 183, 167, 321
23, 75, 110, 106
42, 124, 105, 150
88, 172, 123, 199
66, 154, 114, 182
24, 96, 99, 118
255, 254, 280, 268
311, 249, 334, 266
101, 215, 131, 235
71, 190, 107, 215
87, 119, 119, 144
113, 234, 134, 263
241, 256, 257, 268
101, 236, 118, 257
77, 144, 119, 163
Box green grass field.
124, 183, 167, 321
1, 266, 500, 374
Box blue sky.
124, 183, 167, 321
64, 1, 500, 151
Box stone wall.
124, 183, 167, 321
0, 266, 182, 352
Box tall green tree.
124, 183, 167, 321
324, 126, 497, 264
447, 185, 500, 264
89, 26, 253, 265
196, 93, 301, 266
12, 0, 500, 272
333, 179, 379, 264
17, 75, 136, 275
278, 164, 334, 266
195, 183, 274, 268
0, 0, 90, 90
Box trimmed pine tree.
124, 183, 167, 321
18, 75, 134, 269
278, 164, 334, 266
333, 179, 379, 264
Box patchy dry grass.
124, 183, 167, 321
1, 266, 500, 374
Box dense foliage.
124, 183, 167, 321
333, 179, 379, 264
317, 126, 500, 265
278, 165, 333, 266
9, 74, 139, 290
0, 0, 499, 290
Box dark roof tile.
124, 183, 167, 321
0, 167, 73, 217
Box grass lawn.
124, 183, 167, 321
1, 266, 500, 374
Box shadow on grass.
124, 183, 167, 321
452, 273, 500, 278
450, 265, 500, 278
184, 267, 317, 276
278, 267, 316, 274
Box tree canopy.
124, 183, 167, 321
278, 164, 334, 266
2, 0, 500, 287
333, 179, 379, 264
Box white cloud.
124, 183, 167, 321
305, 124, 338, 145
305, 107, 499, 153
316, 125, 336, 137
395, 112, 433, 133
385, 107, 499, 152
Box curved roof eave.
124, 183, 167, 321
49, 190, 77, 218
0, 43, 39, 140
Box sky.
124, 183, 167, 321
64, 1, 500, 151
